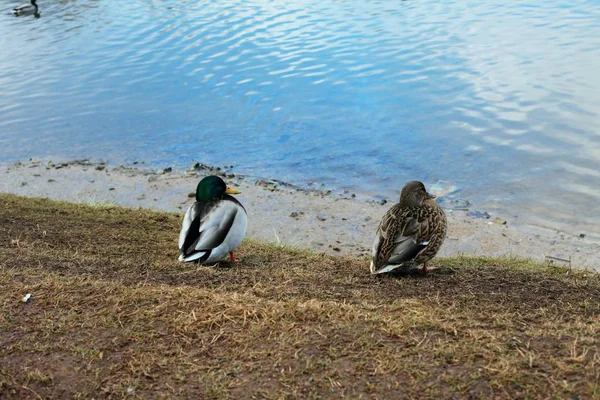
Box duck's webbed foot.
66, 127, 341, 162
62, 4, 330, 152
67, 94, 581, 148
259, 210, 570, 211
229, 251, 241, 263
420, 263, 438, 273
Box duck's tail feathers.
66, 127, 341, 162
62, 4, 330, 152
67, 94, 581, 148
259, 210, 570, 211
371, 263, 405, 274
178, 251, 207, 263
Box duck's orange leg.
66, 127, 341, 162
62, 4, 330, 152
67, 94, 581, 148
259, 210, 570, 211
229, 251, 241, 263
421, 263, 439, 273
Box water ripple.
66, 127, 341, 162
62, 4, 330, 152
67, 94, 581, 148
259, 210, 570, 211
1, 0, 600, 237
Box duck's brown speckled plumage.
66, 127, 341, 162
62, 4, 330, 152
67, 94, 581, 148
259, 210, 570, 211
370, 181, 447, 274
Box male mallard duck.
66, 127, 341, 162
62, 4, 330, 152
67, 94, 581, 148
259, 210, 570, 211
178, 175, 247, 264
12, 0, 38, 15
370, 181, 447, 274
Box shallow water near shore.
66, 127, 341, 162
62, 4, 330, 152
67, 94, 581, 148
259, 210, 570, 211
1, 0, 600, 239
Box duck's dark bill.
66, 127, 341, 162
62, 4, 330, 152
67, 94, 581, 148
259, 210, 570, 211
225, 186, 241, 194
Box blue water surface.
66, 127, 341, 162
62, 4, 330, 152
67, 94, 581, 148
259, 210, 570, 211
1, 0, 600, 237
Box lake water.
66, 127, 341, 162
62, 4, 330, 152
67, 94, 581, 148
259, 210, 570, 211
1, 0, 600, 239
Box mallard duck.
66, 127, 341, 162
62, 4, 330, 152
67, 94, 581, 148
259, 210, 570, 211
178, 175, 247, 264
12, 0, 38, 15
370, 181, 447, 274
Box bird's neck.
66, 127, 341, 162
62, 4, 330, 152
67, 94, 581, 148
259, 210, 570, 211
423, 198, 438, 207
399, 198, 421, 208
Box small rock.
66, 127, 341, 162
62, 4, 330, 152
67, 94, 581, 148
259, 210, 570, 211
189, 162, 200, 171
351, 193, 356, 198
21, 182, 27, 187
48, 179, 56, 183
364, 216, 372, 222
95, 165, 105, 171
109, 187, 115, 191
255, 179, 268, 187
467, 211, 491, 219
317, 214, 327, 221
133, 161, 139, 165
579, 233, 586, 238
493, 217, 507, 225
22, 293, 32, 303
290, 212, 300, 218
332, 247, 341, 252
161, 167, 172, 174
379, 199, 387, 205
188, 192, 195, 198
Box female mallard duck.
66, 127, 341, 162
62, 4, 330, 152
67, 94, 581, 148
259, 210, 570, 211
178, 175, 247, 264
370, 181, 447, 274
12, 0, 38, 15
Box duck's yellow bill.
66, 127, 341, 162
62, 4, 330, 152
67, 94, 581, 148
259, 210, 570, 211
225, 186, 241, 194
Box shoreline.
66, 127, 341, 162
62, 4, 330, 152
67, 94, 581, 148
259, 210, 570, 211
1, 158, 598, 270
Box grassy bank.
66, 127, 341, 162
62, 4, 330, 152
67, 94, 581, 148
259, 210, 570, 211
1, 194, 599, 399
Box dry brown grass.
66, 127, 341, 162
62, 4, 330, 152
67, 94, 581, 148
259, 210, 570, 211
1, 194, 599, 399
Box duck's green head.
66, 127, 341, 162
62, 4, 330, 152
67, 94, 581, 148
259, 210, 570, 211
195, 175, 241, 201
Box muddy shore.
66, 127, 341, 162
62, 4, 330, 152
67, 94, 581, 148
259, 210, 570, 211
1, 159, 597, 270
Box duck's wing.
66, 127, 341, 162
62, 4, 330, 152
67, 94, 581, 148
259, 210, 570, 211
371, 204, 434, 273
412, 200, 447, 265
178, 199, 240, 262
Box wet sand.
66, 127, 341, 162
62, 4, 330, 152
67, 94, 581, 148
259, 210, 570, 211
1, 159, 598, 270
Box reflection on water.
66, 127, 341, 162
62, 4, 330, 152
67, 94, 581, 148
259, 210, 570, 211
1, 0, 600, 238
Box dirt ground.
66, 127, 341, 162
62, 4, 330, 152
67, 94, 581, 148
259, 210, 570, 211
1, 194, 599, 399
